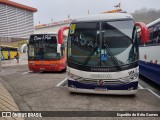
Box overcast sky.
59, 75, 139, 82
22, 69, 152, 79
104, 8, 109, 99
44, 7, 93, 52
12, 0, 160, 25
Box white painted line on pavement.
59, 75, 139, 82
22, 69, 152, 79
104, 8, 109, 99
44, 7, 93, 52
56, 78, 67, 87
22, 71, 32, 74
147, 89, 160, 99
0, 72, 16, 76
138, 84, 144, 89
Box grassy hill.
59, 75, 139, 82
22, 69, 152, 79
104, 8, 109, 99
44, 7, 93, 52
131, 8, 160, 24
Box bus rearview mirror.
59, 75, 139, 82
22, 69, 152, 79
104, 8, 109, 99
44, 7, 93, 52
135, 22, 149, 43
57, 44, 61, 53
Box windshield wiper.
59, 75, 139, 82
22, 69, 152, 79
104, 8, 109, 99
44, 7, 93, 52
83, 47, 98, 66
104, 44, 121, 71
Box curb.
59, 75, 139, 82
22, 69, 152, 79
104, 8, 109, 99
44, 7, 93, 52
0, 77, 30, 120
0, 77, 25, 120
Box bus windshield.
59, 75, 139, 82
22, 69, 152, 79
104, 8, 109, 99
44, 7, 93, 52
68, 20, 138, 67
28, 34, 61, 60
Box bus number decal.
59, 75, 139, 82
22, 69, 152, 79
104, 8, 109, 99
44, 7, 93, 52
128, 70, 135, 75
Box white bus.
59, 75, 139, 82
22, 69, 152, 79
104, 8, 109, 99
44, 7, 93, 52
139, 18, 160, 85
59, 13, 148, 95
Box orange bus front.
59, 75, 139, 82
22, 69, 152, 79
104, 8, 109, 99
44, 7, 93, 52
28, 34, 66, 72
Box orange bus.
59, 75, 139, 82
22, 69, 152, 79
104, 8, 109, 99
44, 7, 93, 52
28, 31, 68, 72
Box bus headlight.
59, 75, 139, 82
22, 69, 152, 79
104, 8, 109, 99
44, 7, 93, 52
129, 73, 139, 80
67, 72, 81, 80
120, 73, 139, 82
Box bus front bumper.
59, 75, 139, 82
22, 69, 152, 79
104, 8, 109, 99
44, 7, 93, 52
29, 65, 65, 72
68, 80, 138, 95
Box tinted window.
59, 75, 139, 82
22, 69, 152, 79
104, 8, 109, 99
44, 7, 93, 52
68, 20, 138, 67
68, 22, 100, 66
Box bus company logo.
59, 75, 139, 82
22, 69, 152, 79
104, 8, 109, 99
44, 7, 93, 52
91, 74, 112, 79
98, 80, 104, 85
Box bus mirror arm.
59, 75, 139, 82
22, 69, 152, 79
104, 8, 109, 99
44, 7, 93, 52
57, 26, 69, 53
58, 26, 69, 44
135, 22, 149, 43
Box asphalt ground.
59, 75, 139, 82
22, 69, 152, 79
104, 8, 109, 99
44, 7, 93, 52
139, 75, 160, 96
0, 65, 160, 120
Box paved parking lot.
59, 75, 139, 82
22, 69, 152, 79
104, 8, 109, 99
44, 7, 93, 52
0, 65, 160, 120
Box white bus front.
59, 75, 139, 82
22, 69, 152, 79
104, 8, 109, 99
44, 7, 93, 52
66, 14, 148, 95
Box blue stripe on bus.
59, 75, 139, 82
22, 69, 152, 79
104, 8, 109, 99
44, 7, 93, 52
139, 60, 160, 85
68, 80, 138, 90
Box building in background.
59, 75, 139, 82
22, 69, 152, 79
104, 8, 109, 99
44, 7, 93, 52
34, 9, 123, 35
0, 0, 37, 46
34, 19, 71, 36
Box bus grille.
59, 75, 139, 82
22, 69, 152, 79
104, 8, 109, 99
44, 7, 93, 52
76, 78, 129, 85
68, 73, 132, 85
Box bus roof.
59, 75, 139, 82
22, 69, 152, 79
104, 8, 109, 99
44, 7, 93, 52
147, 18, 160, 28
137, 18, 160, 32
30, 32, 57, 35
0, 45, 18, 48
71, 13, 133, 23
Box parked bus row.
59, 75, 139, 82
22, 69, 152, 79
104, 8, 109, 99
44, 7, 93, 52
28, 13, 149, 95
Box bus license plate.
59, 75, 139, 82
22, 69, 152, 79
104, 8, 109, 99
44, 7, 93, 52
95, 88, 107, 91
40, 68, 45, 70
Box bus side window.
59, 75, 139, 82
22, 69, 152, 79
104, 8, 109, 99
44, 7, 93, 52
154, 24, 160, 44
156, 30, 160, 43
145, 23, 160, 45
